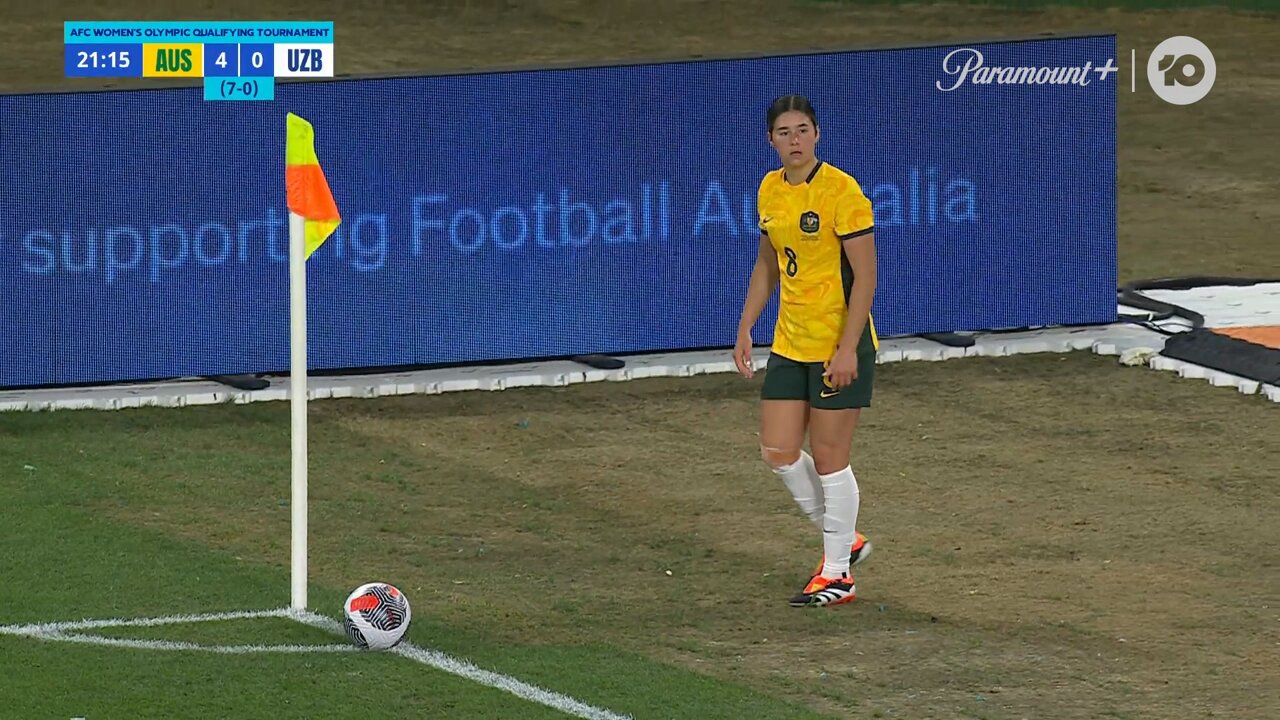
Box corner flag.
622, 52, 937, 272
284, 112, 341, 611
285, 112, 341, 258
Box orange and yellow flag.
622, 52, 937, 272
285, 112, 341, 259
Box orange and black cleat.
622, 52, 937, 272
789, 572, 857, 608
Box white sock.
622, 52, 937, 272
819, 466, 860, 577
772, 451, 825, 527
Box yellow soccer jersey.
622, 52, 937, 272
757, 161, 878, 363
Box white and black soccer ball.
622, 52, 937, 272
342, 582, 411, 651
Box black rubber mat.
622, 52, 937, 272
1159, 329, 1280, 386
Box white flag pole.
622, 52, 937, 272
288, 210, 308, 611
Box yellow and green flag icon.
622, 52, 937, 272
285, 112, 341, 259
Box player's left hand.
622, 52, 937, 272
824, 347, 859, 389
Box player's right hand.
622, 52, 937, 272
733, 329, 754, 379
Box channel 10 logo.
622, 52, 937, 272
1146, 36, 1216, 105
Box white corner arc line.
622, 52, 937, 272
287, 609, 634, 720
0, 608, 634, 720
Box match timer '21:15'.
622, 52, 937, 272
64, 43, 333, 79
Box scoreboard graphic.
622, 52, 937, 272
64, 21, 334, 101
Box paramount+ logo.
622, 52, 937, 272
934, 48, 1118, 91
935, 35, 1217, 106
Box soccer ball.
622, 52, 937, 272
342, 582, 411, 650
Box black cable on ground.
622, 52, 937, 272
1116, 276, 1280, 385
1116, 276, 1280, 334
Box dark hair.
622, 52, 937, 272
767, 94, 818, 133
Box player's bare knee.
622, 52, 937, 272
809, 443, 850, 475
760, 445, 801, 469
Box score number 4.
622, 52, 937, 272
211, 49, 268, 72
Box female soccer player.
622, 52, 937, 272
733, 94, 878, 608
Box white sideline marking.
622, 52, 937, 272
0, 607, 290, 635
0, 608, 353, 655
0, 608, 634, 720
49, 633, 358, 654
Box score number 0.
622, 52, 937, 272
209, 44, 274, 76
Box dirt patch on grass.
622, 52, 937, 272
90, 353, 1280, 718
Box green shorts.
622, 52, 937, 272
760, 351, 876, 409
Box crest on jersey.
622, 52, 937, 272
799, 211, 820, 234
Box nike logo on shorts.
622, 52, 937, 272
819, 389, 840, 398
